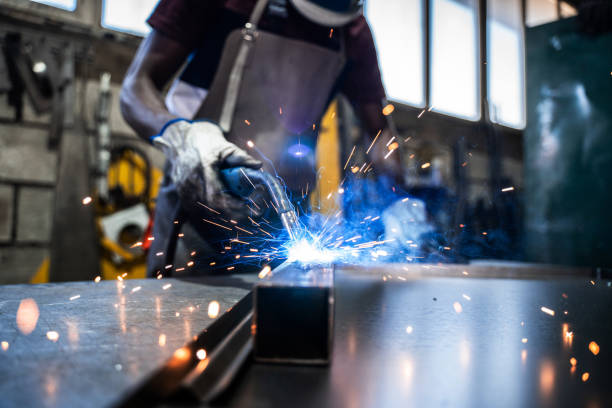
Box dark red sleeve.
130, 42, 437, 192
147, 0, 224, 50
341, 16, 387, 107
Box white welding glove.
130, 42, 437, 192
153, 120, 261, 216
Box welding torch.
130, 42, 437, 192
220, 167, 300, 241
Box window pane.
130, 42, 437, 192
526, 0, 557, 27
431, 0, 479, 120
102, 0, 158, 36
30, 0, 76, 11
488, 0, 525, 129
365, 0, 425, 107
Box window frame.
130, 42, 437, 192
371, 0, 527, 131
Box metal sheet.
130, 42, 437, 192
0, 277, 251, 408
214, 269, 612, 408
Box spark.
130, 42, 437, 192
329, 28, 334, 38
16, 298, 39, 335
382, 103, 395, 116
421, 162, 431, 169
196, 349, 207, 360
501, 186, 515, 192
158, 334, 166, 346
384, 149, 395, 159
453, 302, 463, 314
131, 241, 143, 248
417, 109, 426, 119
244, 119, 251, 126
1, 341, 8, 351
258, 265, 272, 279
570, 357, 577, 367
522, 338, 528, 344
588, 341, 600, 355
69, 295, 80, 301
94, 276, 101, 283
203, 218, 232, 231
208, 301, 220, 318
187, 261, 194, 267
462, 294, 471, 301
343, 146, 356, 170
163, 284, 172, 290
234, 226, 253, 235
540, 306, 555, 316
173, 347, 190, 361
366, 130, 382, 154
82, 196, 92, 205
582, 372, 590, 382
287, 238, 337, 264
46, 331, 60, 342
198, 202, 221, 214
405, 326, 413, 334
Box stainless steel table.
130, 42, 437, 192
214, 267, 611, 408
0, 276, 251, 408
1, 265, 610, 408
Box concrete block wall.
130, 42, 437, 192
0, 101, 57, 283
0, 76, 165, 285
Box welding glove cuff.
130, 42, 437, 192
152, 119, 261, 215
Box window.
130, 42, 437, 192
487, 0, 525, 128
431, 0, 480, 121
526, 0, 577, 27
101, 0, 158, 36
30, 0, 76, 11
366, 0, 425, 107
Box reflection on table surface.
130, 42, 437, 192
0, 277, 250, 408
215, 269, 612, 408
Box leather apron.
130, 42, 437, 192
147, 0, 346, 276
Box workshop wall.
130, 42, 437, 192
0, 31, 164, 284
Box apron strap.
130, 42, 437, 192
219, 0, 270, 132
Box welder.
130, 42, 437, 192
120, 0, 401, 276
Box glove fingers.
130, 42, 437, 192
204, 166, 246, 219
222, 147, 262, 169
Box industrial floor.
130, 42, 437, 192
0, 264, 610, 407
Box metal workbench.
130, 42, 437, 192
1, 264, 611, 408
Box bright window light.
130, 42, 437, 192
30, 0, 76, 11
365, 0, 425, 107
102, 0, 158, 36
431, 0, 479, 121
488, 0, 525, 129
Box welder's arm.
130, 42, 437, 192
120, 30, 189, 139
120, 30, 261, 217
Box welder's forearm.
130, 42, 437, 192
120, 75, 177, 139
120, 30, 191, 140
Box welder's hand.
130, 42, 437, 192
153, 119, 261, 216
